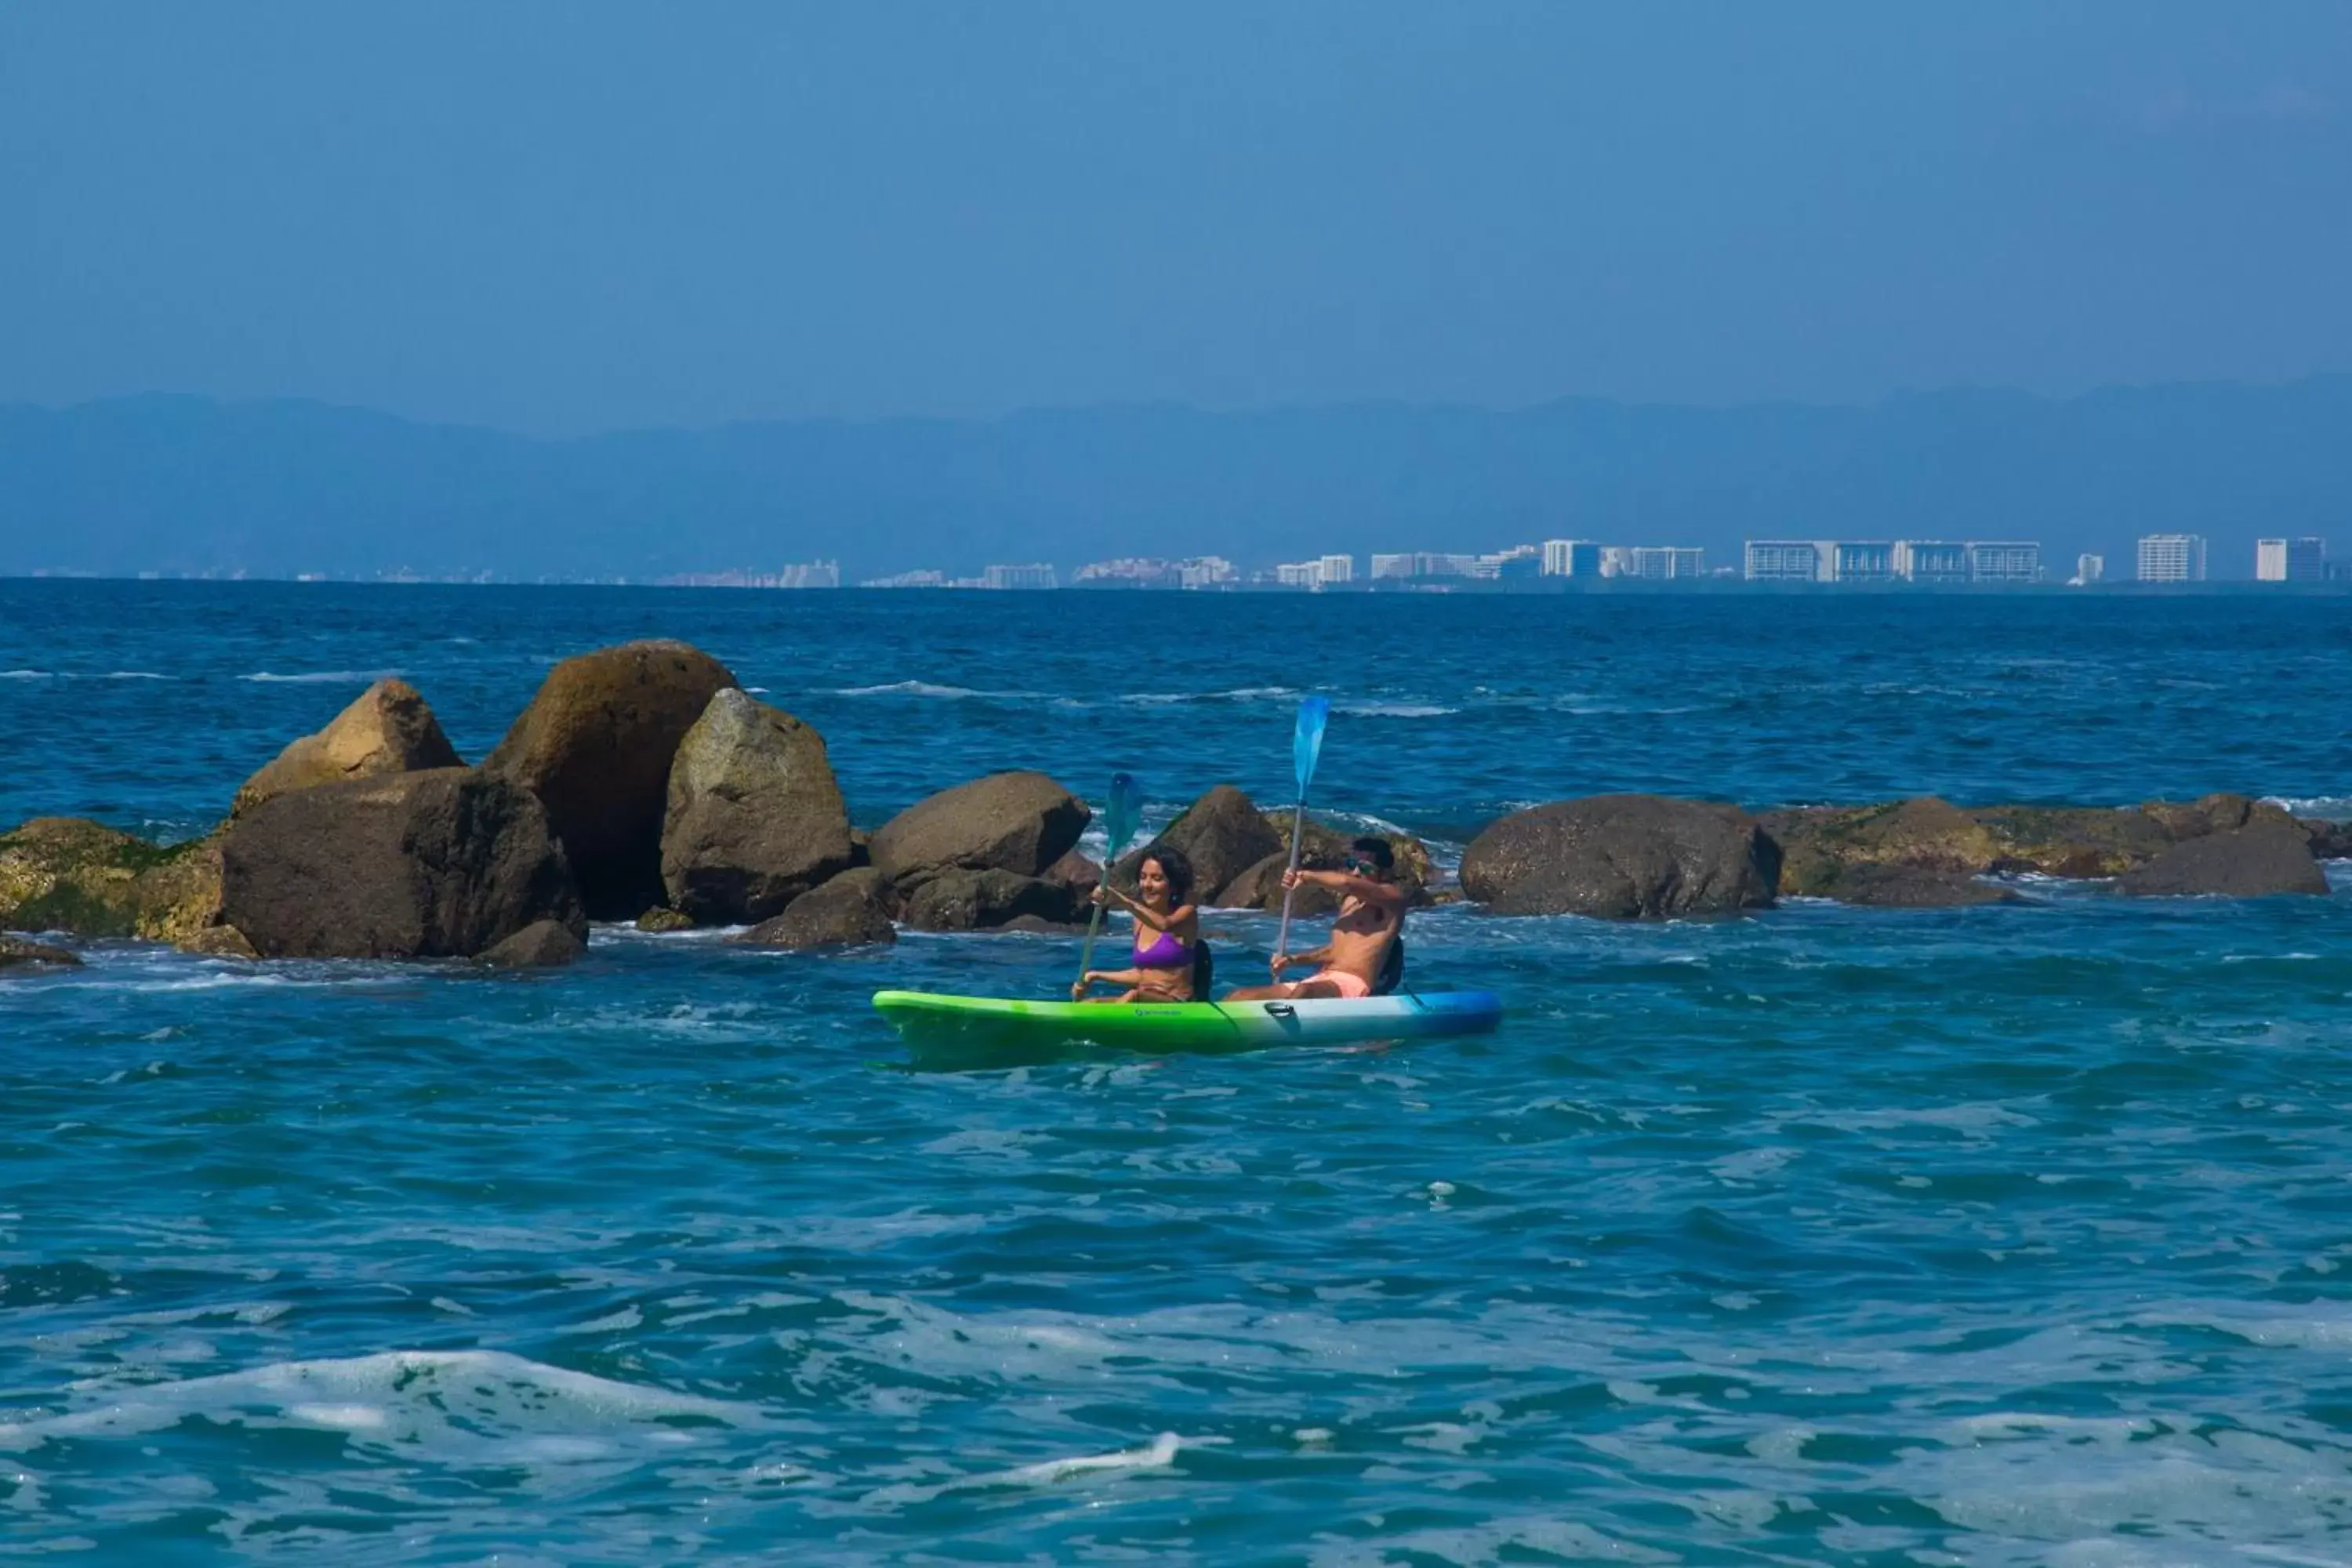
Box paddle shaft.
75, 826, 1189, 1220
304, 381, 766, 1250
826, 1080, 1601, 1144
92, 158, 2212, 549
1076, 899, 1110, 982
1274, 796, 1309, 961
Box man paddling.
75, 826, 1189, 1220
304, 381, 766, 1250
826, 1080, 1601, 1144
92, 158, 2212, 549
1225, 837, 1406, 1000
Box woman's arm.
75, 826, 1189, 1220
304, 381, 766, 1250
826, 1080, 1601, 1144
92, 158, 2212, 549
1099, 887, 1193, 933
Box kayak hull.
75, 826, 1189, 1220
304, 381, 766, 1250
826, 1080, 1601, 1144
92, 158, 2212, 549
872, 989, 1502, 1054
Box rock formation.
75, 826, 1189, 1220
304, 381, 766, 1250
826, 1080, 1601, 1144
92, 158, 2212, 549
485, 640, 737, 919
477, 919, 589, 968
868, 772, 1088, 886
1112, 786, 1283, 903
222, 768, 585, 959
231, 678, 463, 818
898, 869, 1081, 931
728, 868, 898, 949
1461, 794, 1780, 918
0, 817, 222, 941
659, 689, 855, 924
0, 935, 82, 971
2118, 822, 2329, 898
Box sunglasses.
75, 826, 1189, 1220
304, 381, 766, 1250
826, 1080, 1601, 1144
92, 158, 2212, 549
1342, 854, 1378, 875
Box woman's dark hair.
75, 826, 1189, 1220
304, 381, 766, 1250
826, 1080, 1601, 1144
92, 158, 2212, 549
1136, 844, 1195, 905
1348, 837, 1396, 874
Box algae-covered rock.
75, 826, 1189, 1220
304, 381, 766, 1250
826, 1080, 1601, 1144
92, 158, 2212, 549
0, 818, 222, 940
231, 678, 463, 818
485, 640, 739, 919
1759, 797, 2002, 898
634, 906, 697, 934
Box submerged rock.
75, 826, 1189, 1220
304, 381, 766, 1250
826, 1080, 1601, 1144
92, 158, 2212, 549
659, 689, 855, 924
728, 867, 897, 949
2118, 822, 2329, 898
232, 678, 463, 818
0, 817, 222, 941
177, 924, 260, 960
485, 640, 738, 920
1461, 794, 1779, 919
868, 772, 1088, 885
0, 935, 82, 970
222, 768, 586, 959
477, 919, 587, 969
1813, 864, 2028, 908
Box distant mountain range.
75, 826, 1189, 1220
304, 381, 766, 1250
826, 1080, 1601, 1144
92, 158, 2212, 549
4, 379, 2350, 581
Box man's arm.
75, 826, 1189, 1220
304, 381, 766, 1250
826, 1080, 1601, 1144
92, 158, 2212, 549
1288, 868, 1406, 909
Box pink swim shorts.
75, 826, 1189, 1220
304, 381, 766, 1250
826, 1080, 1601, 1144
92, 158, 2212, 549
1309, 968, 1371, 999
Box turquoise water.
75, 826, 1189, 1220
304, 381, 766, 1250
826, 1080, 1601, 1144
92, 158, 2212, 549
5, 583, 2352, 1563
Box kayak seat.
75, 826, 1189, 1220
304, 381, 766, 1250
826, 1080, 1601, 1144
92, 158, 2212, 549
1371, 934, 1405, 996
1192, 938, 1214, 999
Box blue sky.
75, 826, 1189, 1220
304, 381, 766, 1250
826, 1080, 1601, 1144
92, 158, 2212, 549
4, 2, 2347, 433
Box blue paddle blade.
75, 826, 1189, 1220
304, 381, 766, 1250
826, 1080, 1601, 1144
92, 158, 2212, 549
1103, 771, 1144, 858
1291, 696, 1330, 795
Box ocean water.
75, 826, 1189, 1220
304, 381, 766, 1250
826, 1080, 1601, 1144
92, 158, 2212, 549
4, 580, 2352, 1564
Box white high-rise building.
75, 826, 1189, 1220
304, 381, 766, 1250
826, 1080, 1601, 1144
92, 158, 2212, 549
981, 562, 1058, 590
1893, 541, 1969, 583
1967, 542, 2041, 584
1624, 546, 1704, 579
779, 561, 840, 588
1745, 540, 1826, 583
1541, 539, 1602, 577
1318, 554, 1355, 584
1275, 561, 1323, 588
2072, 554, 2105, 586
1829, 541, 1896, 583
1369, 554, 1415, 580
2137, 534, 2207, 583
2256, 537, 2325, 582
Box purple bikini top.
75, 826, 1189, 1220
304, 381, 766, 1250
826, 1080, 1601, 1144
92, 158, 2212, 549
1133, 927, 1192, 969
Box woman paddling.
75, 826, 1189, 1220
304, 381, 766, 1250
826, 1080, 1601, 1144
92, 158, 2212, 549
1072, 847, 1200, 1002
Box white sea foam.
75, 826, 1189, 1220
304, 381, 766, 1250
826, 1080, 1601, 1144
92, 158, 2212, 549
0, 1349, 750, 1454
238, 669, 405, 684
827, 680, 1034, 699
1336, 701, 1459, 718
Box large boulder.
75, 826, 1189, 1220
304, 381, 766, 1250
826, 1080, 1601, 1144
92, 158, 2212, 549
898, 869, 1081, 931
868, 772, 1088, 886
1461, 795, 1780, 919
485, 641, 738, 918
728, 868, 898, 949
231, 679, 463, 818
1112, 786, 1283, 904
1218, 850, 1333, 915
659, 689, 855, 924
2118, 822, 2328, 898
0, 818, 222, 941
221, 768, 586, 959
